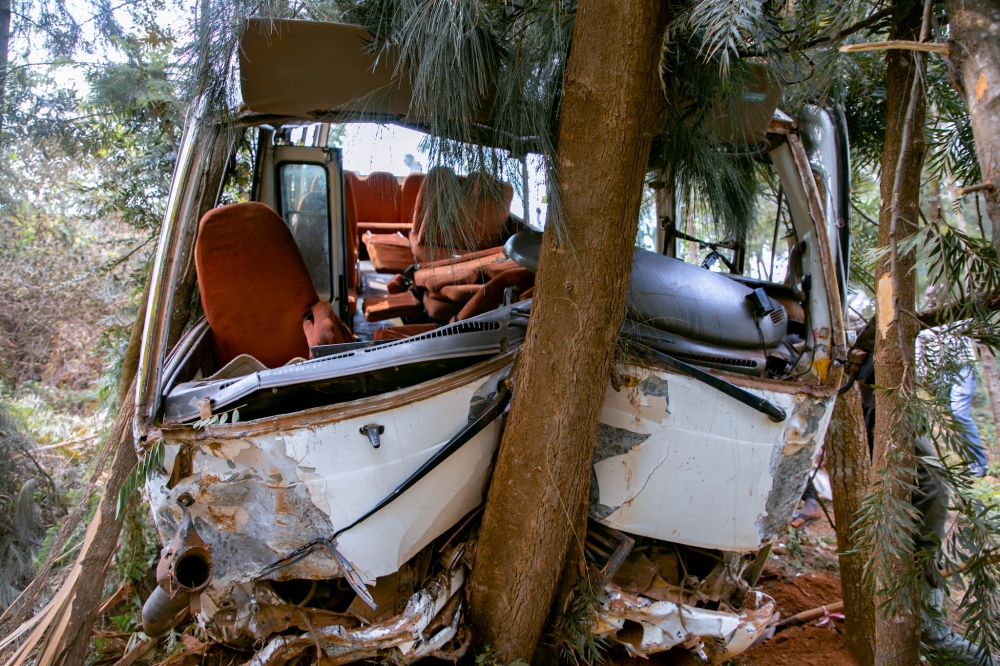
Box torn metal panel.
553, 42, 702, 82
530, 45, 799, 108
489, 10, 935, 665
594, 585, 775, 664
144, 363, 509, 649
245, 555, 469, 666
591, 364, 836, 551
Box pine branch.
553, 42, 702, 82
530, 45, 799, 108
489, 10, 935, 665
802, 5, 895, 49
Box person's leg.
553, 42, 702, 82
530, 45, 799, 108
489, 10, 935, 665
791, 483, 823, 529
915, 439, 995, 664
951, 366, 989, 473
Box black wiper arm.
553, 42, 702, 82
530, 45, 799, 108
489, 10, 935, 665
257, 381, 513, 583
333, 380, 512, 538
626, 340, 786, 423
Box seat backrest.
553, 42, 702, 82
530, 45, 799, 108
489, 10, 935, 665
463, 173, 514, 250
195, 202, 318, 368
342, 174, 360, 288
411, 166, 464, 248
456, 267, 534, 321
350, 171, 401, 223
399, 173, 425, 226
412, 168, 512, 254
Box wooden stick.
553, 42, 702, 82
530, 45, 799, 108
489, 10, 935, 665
956, 182, 996, 195
96, 583, 133, 617
839, 40, 949, 54
774, 600, 845, 629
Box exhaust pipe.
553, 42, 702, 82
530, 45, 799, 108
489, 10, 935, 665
142, 493, 213, 637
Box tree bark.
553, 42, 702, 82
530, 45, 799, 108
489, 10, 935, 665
54, 283, 149, 664
466, 0, 668, 660
978, 344, 1000, 450
827, 386, 875, 666
53, 404, 137, 665
872, 4, 927, 662
948, 0, 1000, 249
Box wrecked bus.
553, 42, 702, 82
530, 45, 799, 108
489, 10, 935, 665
132, 19, 848, 665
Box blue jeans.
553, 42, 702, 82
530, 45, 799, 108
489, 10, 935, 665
951, 366, 988, 469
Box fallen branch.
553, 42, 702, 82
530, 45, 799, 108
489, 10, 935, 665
839, 40, 949, 54
956, 182, 996, 195
96, 583, 133, 617
774, 600, 845, 630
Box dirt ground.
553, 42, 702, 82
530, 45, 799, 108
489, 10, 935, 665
732, 509, 858, 666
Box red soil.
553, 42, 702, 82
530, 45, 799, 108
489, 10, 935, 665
735, 567, 859, 666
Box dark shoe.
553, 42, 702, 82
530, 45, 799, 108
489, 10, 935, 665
923, 623, 996, 665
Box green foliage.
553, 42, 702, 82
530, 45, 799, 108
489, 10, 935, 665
191, 404, 242, 429
551, 568, 608, 666
850, 211, 1000, 660
113, 495, 160, 586
475, 647, 532, 666
116, 439, 164, 520
0, 403, 48, 610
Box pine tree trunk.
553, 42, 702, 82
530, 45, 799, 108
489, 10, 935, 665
872, 5, 927, 661
978, 345, 1000, 450
466, 0, 668, 660
948, 0, 1000, 248
827, 385, 875, 666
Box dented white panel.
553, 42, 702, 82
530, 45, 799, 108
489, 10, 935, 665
147, 370, 499, 592
593, 365, 834, 551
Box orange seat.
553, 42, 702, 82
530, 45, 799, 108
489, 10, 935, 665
342, 175, 360, 314
194, 202, 353, 368
436, 283, 481, 304
424, 292, 464, 322
373, 323, 438, 341
413, 248, 507, 293
362, 168, 513, 275
455, 267, 534, 321
410, 171, 513, 264
361, 290, 425, 322
399, 173, 425, 227
363, 231, 416, 274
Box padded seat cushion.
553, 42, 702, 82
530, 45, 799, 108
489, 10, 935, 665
423, 292, 464, 322
373, 323, 438, 341
362, 290, 424, 322
357, 221, 412, 236
435, 283, 481, 304
195, 202, 318, 368
364, 231, 416, 274
409, 239, 472, 265
413, 249, 506, 293
456, 267, 535, 321
409, 169, 513, 265
486, 258, 521, 279
342, 175, 360, 289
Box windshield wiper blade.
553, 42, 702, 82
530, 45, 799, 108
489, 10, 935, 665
626, 339, 786, 422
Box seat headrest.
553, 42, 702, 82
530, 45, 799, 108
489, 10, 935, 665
195, 202, 318, 368
399, 172, 426, 226
347, 171, 401, 223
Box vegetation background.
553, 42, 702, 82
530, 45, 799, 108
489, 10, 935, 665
1, 0, 999, 662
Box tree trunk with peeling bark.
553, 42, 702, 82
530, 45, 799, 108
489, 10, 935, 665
978, 345, 1000, 450
466, 0, 668, 660
827, 386, 875, 666
948, 0, 1000, 249
872, 5, 927, 662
